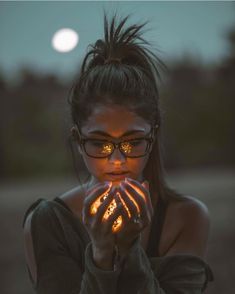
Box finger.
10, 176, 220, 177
84, 182, 112, 208
95, 186, 118, 223
141, 180, 153, 217
141, 180, 149, 191
85, 181, 112, 197
114, 193, 131, 224
114, 199, 143, 232
126, 178, 150, 201
83, 182, 112, 220
121, 181, 150, 223
105, 203, 124, 232
112, 192, 132, 228
118, 199, 131, 226
125, 178, 153, 218
114, 191, 131, 219
118, 184, 139, 219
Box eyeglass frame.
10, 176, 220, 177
72, 124, 159, 159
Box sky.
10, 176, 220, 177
0, 1, 235, 82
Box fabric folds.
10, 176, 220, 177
22, 198, 214, 294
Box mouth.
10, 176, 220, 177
106, 171, 129, 181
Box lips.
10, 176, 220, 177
108, 171, 128, 175
106, 171, 129, 180
107, 171, 129, 175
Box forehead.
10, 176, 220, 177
81, 104, 151, 138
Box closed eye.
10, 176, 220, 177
87, 139, 108, 146
130, 140, 144, 146
121, 139, 144, 145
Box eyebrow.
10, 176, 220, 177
87, 129, 146, 138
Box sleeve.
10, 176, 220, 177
23, 200, 122, 294
23, 200, 214, 294
116, 238, 214, 294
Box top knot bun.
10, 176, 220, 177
70, 12, 165, 129
80, 13, 165, 81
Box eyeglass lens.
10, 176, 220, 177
84, 139, 149, 157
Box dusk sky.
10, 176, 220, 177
1, 1, 235, 82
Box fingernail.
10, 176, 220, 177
104, 181, 112, 187
142, 180, 149, 187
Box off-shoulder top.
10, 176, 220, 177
22, 196, 214, 294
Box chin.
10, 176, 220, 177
111, 180, 122, 187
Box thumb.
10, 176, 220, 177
141, 180, 149, 190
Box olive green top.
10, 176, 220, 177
22, 198, 214, 294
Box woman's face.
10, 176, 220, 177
78, 104, 154, 185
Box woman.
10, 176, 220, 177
22, 13, 214, 294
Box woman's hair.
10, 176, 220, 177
68, 12, 183, 206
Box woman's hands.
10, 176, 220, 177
82, 182, 123, 269
82, 178, 154, 268
115, 178, 153, 257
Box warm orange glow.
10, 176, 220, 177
121, 142, 132, 154
99, 141, 133, 156
103, 198, 116, 220
101, 143, 113, 155
125, 180, 147, 202
112, 215, 123, 232
124, 189, 141, 214
90, 183, 112, 215
89, 180, 147, 233
102, 192, 123, 232
116, 191, 131, 218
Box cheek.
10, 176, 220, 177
82, 156, 105, 175
126, 156, 149, 178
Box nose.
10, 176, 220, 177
108, 147, 126, 163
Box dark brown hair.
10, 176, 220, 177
68, 12, 183, 207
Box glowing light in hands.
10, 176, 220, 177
89, 179, 147, 233
123, 179, 147, 206
89, 185, 124, 232
90, 183, 112, 215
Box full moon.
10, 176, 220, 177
52, 28, 79, 53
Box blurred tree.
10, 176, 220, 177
1, 26, 235, 178
227, 28, 235, 57
161, 26, 235, 168
0, 72, 8, 178
2, 69, 73, 178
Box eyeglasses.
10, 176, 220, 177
73, 125, 159, 158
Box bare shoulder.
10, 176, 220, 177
178, 195, 210, 223
58, 183, 87, 219
161, 195, 211, 258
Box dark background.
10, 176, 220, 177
1, 2, 235, 294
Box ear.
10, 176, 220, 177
70, 126, 77, 137
70, 126, 83, 155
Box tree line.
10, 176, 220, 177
0, 29, 234, 179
